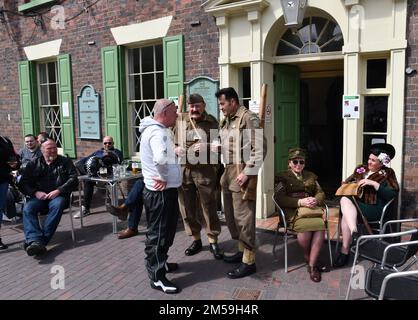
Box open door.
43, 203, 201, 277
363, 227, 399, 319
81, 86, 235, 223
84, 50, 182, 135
274, 64, 300, 175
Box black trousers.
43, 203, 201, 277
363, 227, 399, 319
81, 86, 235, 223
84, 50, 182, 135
143, 187, 179, 281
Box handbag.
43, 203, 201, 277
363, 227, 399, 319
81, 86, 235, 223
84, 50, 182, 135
335, 183, 364, 198
297, 207, 323, 218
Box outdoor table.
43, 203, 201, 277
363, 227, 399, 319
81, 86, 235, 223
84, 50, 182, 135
77, 172, 142, 233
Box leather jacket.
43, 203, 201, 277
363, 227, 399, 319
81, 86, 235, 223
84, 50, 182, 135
18, 155, 78, 197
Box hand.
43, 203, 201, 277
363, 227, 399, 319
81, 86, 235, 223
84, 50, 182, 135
174, 146, 185, 157
210, 142, 221, 153
235, 172, 249, 187
153, 177, 167, 191
46, 189, 61, 200
358, 178, 379, 190
35, 191, 48, 200
299, 197, 317, 208
193, 142, 206, 153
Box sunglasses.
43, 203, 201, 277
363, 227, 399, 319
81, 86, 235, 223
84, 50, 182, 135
103, 142, 113, 145
292, 159, 305, 165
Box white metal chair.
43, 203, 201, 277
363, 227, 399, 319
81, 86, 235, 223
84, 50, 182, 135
272, 194, 333, 272
335, 197, 396, 254
345, 218, 418, 300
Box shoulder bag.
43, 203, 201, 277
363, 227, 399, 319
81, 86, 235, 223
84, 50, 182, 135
297, 207, 323, 218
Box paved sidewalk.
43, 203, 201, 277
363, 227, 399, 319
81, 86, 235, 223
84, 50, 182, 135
0, 202, 369, 300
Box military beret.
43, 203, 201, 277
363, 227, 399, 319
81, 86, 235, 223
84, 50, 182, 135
288, 147, 307, 160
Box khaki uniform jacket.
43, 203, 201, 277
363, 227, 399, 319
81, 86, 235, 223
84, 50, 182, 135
219, 106, 266, 192
274, 169, 325, 217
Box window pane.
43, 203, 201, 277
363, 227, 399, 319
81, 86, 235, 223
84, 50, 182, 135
155, 45, 163, 71
156, 72, 164, 98
242, 67, 251, 99
49, 84, 58, 105
363, 134, 387, 163
48, 62, 56, 83
40, 85, 48, 105
142, 74, 155, 100
141, 46, 154, 73
128, 48, 140, 74
364, 96, 388, 132
39, 64, 47, 84
128, 75, 141, 101
367, 59, 387, 89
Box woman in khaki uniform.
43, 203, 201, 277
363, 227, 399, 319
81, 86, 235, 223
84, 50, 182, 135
274, 148, 326, 282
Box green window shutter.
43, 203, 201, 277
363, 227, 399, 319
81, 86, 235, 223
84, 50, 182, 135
118, 46, 129, 158
163, 35, 184, 108
18, 60, 39, 136
57, 54, 76, 158
101, 46, 127, 156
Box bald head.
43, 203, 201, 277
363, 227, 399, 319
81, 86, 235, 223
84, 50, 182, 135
41, 138, 58, 163
153, 99, 178, 127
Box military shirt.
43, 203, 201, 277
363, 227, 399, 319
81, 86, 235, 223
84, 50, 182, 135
220, 106, 265, 176
174, 111, 219, 166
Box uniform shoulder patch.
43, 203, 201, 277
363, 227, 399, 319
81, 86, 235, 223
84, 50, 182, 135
249, 115, 260, 128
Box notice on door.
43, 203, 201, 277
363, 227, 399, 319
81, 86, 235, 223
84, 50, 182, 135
342, 95, 360, 119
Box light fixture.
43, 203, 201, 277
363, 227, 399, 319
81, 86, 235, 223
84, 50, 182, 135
280, 0, 308, 29
405, 66, 416, 75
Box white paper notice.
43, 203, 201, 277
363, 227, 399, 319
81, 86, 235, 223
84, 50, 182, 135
62, 102, 69, 117
342, 95, 360, 119
265, 104, 272, 123
249, 100, 259, 114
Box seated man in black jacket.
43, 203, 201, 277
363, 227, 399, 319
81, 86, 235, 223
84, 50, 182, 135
19, 139, 78, 257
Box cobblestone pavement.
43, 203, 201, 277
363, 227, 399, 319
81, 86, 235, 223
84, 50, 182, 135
0, 200, 371, 300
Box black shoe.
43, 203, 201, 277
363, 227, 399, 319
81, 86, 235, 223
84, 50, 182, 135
227, 262, 256, 279
185, 239, 202, 256
0, 238, 8, 250
165, 262, 179, 273
223, 251, 243, 263
150, 276, 180, 294
209, 243, 224, 260
26, 241, 47, 257
333, 252, 349, 268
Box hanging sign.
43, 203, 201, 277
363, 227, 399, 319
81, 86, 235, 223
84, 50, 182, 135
78, 85, 101, 140
342, 95, 360, 119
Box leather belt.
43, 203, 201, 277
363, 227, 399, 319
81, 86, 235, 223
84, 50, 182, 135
288, 192, 309, 198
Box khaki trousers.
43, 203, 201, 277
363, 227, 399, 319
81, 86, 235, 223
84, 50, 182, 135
178, 166, 221, 241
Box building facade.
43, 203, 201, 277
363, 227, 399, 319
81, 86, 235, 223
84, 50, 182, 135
0, 0, 416, 218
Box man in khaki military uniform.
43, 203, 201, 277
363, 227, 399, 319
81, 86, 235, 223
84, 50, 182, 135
215, 87, 266, 279
176, 94, 224, 260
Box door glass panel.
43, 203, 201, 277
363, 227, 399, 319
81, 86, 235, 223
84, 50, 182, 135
364, 96, 388, 133
367, 59, 387, 89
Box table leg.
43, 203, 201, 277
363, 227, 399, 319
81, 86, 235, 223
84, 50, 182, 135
78, 180, 84, 228
111, 182, 118, 233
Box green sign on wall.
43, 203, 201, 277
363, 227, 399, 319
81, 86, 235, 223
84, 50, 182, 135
185, 76, 219, 119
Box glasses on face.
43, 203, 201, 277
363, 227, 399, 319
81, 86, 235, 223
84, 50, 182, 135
292, 159, 305, 165
103, 142, 113, 145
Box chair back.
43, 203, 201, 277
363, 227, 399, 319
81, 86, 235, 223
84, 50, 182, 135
405, 228, 418, 260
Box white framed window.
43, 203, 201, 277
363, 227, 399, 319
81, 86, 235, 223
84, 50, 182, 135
127, 44, 164, 153
361, 57, 390, 162
37, 61, 62, 147
238, 66, 251, 108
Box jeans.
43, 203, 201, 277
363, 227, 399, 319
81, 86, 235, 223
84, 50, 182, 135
125, 179, 144, 230
23, 196, 68, 245
0, 182, 9, 227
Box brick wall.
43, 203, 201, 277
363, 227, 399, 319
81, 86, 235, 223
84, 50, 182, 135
404, 0, 418, 216
0, 0, 219, 157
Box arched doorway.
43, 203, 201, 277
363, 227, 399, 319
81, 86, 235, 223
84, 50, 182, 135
274, 12, 344, 197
